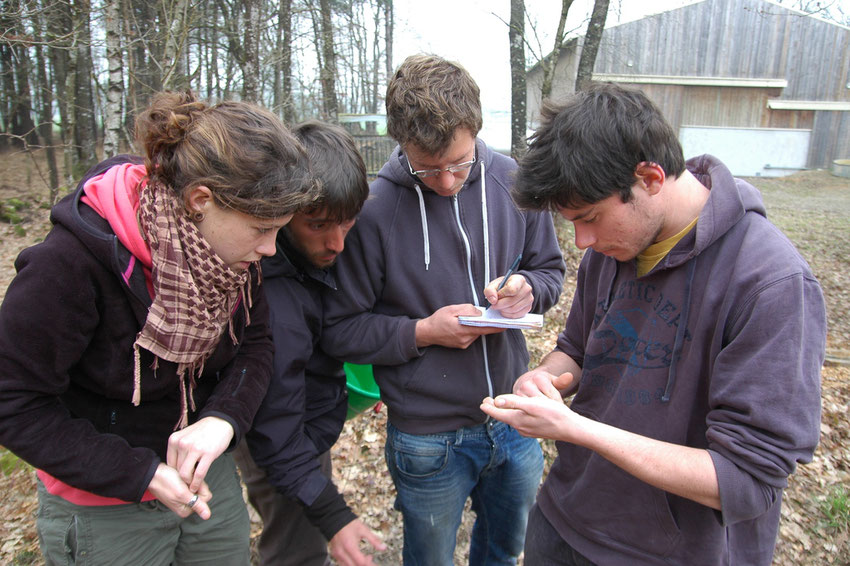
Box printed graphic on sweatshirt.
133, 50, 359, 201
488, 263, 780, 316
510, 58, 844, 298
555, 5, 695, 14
582, 279, 691, 405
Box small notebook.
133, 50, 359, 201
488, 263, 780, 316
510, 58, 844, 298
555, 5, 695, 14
458, 306, 543, 329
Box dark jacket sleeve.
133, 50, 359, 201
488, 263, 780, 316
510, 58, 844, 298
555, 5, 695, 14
320, 215, 420, 366
246, 301, 355, 537
0, 229, 159, 502
200, 269, 274, 449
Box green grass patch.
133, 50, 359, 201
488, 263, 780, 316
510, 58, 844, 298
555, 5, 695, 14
819, 484, 850, 530
0, 448, 31, 476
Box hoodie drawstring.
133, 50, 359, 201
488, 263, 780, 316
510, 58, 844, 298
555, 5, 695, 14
662, 257, 697, 402
481, 163, 490, 285
414, 184, 430, 270
602, 262, 619, 312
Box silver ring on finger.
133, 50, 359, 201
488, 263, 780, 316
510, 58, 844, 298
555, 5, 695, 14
186, 494, 199, 508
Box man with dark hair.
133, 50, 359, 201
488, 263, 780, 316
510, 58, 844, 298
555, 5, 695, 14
481, 83, 826, 566
321, 53, 566, 565
234, 120, 385, 566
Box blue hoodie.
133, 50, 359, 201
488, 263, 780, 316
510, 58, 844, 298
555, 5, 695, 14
538, 155, 826, 565
321, 140, 566, 434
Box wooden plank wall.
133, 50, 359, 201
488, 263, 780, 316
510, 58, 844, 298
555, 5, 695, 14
529, 0, 850, 168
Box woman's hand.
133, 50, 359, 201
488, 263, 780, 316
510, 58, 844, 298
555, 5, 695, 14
147, 462, 213, 519
167, 416, 234, 492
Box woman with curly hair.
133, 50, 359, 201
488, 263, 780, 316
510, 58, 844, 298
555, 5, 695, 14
0, 91, 318, 565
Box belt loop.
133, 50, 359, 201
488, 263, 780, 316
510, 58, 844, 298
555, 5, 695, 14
455, 426, 464, 445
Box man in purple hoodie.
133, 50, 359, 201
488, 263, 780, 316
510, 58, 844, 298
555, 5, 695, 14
481, 83, 826, 566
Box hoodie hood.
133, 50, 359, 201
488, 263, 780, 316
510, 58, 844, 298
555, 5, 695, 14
662, 154, 767, 270
51, 155, 153, 303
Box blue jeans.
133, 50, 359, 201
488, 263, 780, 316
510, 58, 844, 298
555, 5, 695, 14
385, 420, 543, 566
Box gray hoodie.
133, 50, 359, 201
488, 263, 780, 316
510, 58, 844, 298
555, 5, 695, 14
321, 139, 566, 433
539, 155, 826, 565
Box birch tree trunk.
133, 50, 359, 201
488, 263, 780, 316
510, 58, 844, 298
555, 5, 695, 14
103, 0, 123, 158
161, 0, 190, 91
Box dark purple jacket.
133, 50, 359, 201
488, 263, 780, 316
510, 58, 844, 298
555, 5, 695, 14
0, 156, 273, 503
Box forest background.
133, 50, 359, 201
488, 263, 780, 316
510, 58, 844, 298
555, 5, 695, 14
2, 0, 847, 189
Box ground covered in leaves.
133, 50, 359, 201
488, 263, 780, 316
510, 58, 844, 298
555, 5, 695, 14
0, 151, 847, 564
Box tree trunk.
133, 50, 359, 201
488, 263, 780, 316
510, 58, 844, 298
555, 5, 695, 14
2, 0, 38, 148
0, 5, 17, 149
29, 0, 60, 199
273, 0, 294, 122
103, 0, 123, 158
541, 0, 573, 100
46, 0, 74, 184
318, 0, 339, 123
241, 0, 261, 103
575, 0, 609, 92
370, 4, 381, 117
161, 0, 191, 91
509, 0, 527, 161
214, 0, 246, 101
125, 0, 161, 122
72, 0, 98, 173
384, 0, 393, 80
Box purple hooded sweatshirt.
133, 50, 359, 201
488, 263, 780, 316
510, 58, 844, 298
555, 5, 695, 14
538, 155, 826, 565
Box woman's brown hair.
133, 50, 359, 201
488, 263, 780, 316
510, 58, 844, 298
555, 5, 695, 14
135, 91, 319, 218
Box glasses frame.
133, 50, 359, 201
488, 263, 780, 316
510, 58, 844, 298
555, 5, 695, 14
406, 148, 477, 179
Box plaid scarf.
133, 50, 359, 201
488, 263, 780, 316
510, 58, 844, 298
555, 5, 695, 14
134, 181, 256, 429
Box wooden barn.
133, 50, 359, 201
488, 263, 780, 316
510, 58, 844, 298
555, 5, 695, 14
527, 0, 850, 177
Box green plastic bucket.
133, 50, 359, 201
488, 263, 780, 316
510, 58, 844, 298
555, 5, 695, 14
344, 363, 381, 420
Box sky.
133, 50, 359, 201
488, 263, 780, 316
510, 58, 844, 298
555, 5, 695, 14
390, 0, 700, 149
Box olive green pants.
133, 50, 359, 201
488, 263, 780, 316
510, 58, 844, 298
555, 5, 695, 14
36, 453, 249, 566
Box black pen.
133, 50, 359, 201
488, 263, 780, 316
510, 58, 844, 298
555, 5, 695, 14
496, 253, 522, 293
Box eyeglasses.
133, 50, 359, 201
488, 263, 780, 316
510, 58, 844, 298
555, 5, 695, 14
406, 150, 476, 179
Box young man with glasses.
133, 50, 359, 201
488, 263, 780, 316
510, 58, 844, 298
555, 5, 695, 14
321, 54, 566, 565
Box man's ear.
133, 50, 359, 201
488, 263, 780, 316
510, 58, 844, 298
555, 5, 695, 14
634, 162, 666, 195
184, 185, 214, 215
